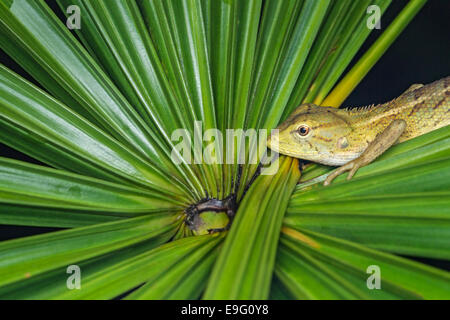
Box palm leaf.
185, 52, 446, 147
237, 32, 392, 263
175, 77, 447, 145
0, 213, 180, 288
0, 0, 448, 300
0, 157, 182, 227
278, 228, 450, 299
286, 127, 450, 259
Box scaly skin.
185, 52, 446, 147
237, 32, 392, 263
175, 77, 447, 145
267, 76, 450, 185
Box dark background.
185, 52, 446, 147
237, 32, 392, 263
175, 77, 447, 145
0, 0, 449, 271
343, 0, 450, 106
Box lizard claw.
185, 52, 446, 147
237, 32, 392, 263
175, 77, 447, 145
347, 162, 361, 180
324, 165, 347, 186
324, 161, 359, 186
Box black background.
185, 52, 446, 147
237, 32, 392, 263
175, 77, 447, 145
0, 0, 449, 272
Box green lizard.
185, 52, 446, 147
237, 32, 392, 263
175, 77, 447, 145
267, 76, 449, 185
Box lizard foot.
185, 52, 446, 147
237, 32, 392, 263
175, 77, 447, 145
324, 160, 361, 186
324, 119, 406, 186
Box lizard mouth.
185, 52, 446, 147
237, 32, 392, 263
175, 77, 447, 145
267, 134, 297, 157
267, 138, 310, 161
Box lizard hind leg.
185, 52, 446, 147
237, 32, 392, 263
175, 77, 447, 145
324, 119, 406, 186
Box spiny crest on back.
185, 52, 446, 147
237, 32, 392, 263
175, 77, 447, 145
343, 103, 377, 112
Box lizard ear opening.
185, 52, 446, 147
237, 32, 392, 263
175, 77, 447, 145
337, 136, 349, 149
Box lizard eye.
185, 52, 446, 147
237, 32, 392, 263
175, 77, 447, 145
297, 125, 310, 136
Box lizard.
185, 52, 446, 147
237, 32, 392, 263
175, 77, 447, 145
267, 76, 450, 186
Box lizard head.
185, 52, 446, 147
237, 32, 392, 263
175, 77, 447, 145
267, 103, 353, 166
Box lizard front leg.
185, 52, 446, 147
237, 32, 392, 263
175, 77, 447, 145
324, 119, 406, 186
